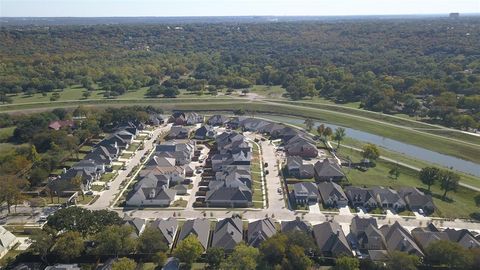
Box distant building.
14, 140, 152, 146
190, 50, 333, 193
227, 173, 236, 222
449, 13, 460, 19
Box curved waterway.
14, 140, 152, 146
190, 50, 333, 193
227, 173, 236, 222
261, 115, 480, 177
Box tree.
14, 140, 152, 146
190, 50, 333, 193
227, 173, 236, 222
205, 247, 225, 269
333, 256, 360, 270
304, 118, 314, 131
388, 166, 400, 180
424, 240, 473, 269
386, 251, 420, 270
137, 227, 168, 258
93, 225, 137, 257
362, 144, 380, 162
112, 257, 137, 270
475, 194, 480, 207
259, 233, 288, 266
0, 175, 29, 213
82, 91, 91, 99
439, 170, 460, 200
317, 124, 325, 140
30, 229, 55, 264
323, 126, 333, 140
154, 251, 168, 268
173, 235, 203, 268
334, 127, 346, 149
285, 244, 312, 270
223, 243, 260, 270
419, 167, 440, 192
53, 231, 85, 262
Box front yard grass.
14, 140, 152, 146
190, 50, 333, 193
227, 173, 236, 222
127, 142, 140, 152
100, 172, 117, 182
121, 152, 133, 159
171, 199, 188, 208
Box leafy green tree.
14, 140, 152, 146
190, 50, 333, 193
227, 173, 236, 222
223, 243, 260, 270
173, 235, 203, 269
317, 124, 325, 140
93, 225, 137, 257
475, 194, 480, 207
205, 247, 225, 269
362, 144, 380, 162
53, 231, 85, 262
137, 226, 168, 257
389, 166, 400, 180
439, 170, 460, 200
424, 240, 473, 269
286, 76, 315, 100
334, 127, 346, 149
304, 118, 314, 131
259, 233, 287, 266
386, 251, 420, 270
333, 256, 360, 270
154, 251, 168, 268
419, 167, 440, 192
323, 126, 333, 140
285, 244, 312, 270
112, 257, 136, 270
29, 229, 55, 264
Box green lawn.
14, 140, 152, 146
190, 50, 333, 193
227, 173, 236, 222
337, 147, 479, 219
100, 172, 117, 182
171, 199, 187, 208
127, 142, 140, 152
0, 126, 15, 142
249, 85, 286, 99
7, 85, 105, 104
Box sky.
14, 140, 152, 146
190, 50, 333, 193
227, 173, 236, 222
0, 0, 479, 17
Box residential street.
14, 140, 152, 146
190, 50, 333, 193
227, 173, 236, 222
87, 124, 171, 210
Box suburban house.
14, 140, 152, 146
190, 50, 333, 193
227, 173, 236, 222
284, 139, 318, 158
0, 226, 18, 259
286, 156, 314, 179
84, 146, 115, 167
125, 175, 176, 207
155, 141, 195, 165
167, 126, 190, 140
152, 218, 178, 248
211, 216, 243, 251
379, 222, 423, 256
370, 187, 406, 212
411, 224, 449, 250
99, 134, 130, 150
313, 221, 352, 257
205, 184, 252, 208
344, 186, 378, 210
443, 228, 480, 249
177, 218, 211, 250
350, 216, 386, 252
318, 182, 348, 208
240, 118, 272, 132
314, 159, 345, 182
148, 114, 165, 126
48, 120, 75, 130
170, 112, 203, 125
281, 217, 311, 233
49, 165, 99, 195
247, 218, 277, 247
291, 182, 319, 205
398, 187, 435, 215
194, 125, 215, 140
124, 217, 147, 237
207, 115, 229, 126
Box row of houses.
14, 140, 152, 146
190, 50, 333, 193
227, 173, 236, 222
291, 181, 435, 214
48, 122, 141, 197
204, 132, 253, 208
286, 156, 345, 182
121, 216, 480, 260
125, 140, 196, 207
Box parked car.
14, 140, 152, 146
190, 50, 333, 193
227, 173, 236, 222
85, 190, 94, 195
277, 187, 282, 194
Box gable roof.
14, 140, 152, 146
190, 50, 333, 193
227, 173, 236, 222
124, 217, 146, 237
313, 221, 352, 256
281, 217, 311, 233
211, 217, 243, 250
248, 218, 277, 247
152, 218, 178, 246
0, 226, 17, 254
293, 182, 319, 198
350, 216, 378, 235
318, 182, 347, 202
380, 221, 423, 256
286, 156, 303, 170
314, 159, 344, 179
178, 218, 210, 250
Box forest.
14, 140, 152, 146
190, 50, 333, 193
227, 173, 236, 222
0, 17, 479, 129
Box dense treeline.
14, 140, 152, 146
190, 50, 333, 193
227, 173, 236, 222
1, 18, 479, 128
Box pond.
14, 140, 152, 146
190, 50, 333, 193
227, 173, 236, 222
261, 115, 480, 177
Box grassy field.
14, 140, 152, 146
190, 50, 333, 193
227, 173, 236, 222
0, 126, 15, 142
337, 147, 478, 219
